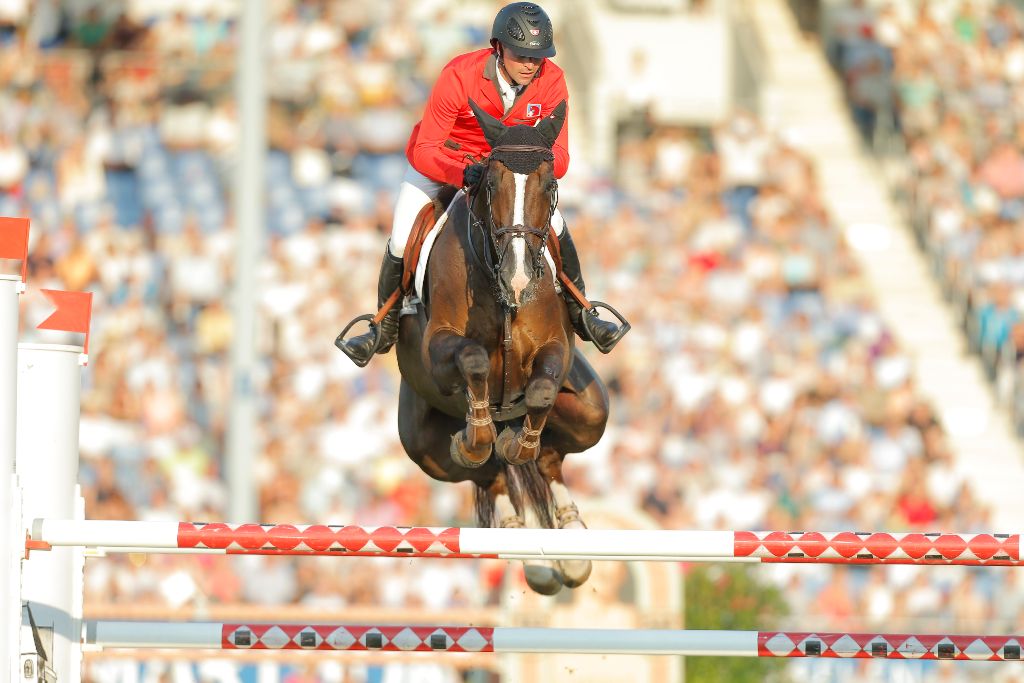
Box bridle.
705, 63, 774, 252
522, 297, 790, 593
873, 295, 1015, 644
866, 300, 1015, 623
464, 143, 561, 419
466, 144, 559, 310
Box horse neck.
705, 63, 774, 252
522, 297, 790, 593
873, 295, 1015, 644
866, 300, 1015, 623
463, 191, 498, 290
422, 194, 503, 327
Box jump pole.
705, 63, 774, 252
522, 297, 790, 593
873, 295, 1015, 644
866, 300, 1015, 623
83, 621, 1024, 661
29, 520, 1024, 567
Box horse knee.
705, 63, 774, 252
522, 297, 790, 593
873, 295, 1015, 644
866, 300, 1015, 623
456, 345, 490, 381
526, 377, 558, 411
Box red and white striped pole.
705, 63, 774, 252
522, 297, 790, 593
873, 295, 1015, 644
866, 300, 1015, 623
29, 520, 1024, 567
83, 621, 1024, 661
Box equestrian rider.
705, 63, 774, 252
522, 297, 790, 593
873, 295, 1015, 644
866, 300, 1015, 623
339, 2, 623, 365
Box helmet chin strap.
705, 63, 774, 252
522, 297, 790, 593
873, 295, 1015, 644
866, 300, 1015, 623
496, 44, 526, 88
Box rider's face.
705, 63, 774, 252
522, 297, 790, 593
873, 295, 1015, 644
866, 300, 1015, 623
501, 45, 543, 85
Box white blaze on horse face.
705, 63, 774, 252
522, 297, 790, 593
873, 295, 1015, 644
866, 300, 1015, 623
509, 173, 531, 303
512, 173, 528, 227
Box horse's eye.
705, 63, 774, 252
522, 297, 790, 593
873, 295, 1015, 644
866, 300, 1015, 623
547, 180, 558, 193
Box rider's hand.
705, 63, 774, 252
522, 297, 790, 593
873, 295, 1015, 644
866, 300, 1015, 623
463, 163, 485, 189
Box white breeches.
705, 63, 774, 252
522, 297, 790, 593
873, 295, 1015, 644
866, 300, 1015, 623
388, 163, 565, 258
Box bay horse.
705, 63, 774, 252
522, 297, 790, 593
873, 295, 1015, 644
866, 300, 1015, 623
394, 100, 610, 594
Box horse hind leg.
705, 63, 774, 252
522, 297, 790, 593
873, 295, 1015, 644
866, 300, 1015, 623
537, 447, 592, 589
480, 463, 563, 596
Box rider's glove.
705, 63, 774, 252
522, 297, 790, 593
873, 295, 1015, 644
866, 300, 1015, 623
463, 163, 486, 189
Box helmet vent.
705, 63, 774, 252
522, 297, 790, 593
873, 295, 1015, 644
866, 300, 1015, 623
504, 17, 526, 42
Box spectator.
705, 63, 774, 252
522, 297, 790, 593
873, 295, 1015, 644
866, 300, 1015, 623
0, 128, 27, 198
715, 112, 772, 228
72, 7, 112, 49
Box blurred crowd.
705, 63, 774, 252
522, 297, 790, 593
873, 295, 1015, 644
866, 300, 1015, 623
829, 0, 1024, 439
1, 0, 1019, 681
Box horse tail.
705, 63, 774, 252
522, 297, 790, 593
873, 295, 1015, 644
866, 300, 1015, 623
473, 481, 493, 528
473, 460, 554, 529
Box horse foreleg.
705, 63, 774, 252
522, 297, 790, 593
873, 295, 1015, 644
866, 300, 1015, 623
497, 342, 564, 466
429, 329, 496, 468
537, 447, 592, 588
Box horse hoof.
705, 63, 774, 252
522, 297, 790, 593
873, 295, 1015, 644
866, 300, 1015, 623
449, 432, 491, 469
557, 559, 592, 588
524, 563, 564, 595
496, 427, 533, 465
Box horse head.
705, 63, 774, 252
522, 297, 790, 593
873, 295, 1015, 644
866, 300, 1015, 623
469, 99, 566, 309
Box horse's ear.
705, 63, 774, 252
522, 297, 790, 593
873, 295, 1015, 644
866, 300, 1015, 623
469, 98, 506, 148
535, 100, 567, 148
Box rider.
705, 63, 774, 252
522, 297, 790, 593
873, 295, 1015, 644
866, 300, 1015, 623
339, 2, 623, 365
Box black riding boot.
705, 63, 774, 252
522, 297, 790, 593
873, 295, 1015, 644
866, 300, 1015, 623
339, 244, 404, 365
557, 229, 621, 350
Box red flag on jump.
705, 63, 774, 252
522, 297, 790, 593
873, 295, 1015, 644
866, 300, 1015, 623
0, 216, 30, 282
38, 289, 93, 355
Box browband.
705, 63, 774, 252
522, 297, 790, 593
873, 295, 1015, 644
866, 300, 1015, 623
490, 144, 554, 156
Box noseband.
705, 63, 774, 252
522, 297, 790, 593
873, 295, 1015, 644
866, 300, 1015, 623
467, 144, 559, 309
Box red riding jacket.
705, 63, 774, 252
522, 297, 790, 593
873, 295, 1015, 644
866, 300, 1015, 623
405, 48, 570, 188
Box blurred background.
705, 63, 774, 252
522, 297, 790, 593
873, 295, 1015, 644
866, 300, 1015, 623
8, 0, 1024, 680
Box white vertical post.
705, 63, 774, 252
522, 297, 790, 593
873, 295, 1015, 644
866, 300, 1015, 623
16, 343, 84, 683
0, 274, 22, 683
227, 0, 267, 522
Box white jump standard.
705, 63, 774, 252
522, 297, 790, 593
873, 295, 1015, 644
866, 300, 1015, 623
30, 520, 1024, 566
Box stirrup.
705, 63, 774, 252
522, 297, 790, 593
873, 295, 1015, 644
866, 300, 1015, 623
335, 314, 382, 367
335, 285, 403, 366
581, 300, 631, 354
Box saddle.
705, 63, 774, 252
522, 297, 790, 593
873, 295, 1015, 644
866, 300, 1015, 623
401, 186, 457, 296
